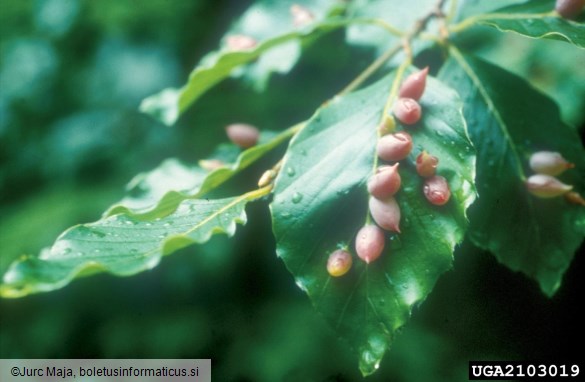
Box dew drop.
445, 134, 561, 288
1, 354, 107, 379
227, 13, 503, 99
286, 167, 296, 176
292, 192, 303, 204
280, 212, 291, 219
434, 130, 444, 138
389, 234, 402, 249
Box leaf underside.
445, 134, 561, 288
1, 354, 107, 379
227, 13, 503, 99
1, 195, 250, 298
270, 69, 475, 375
439, 50, 585, 296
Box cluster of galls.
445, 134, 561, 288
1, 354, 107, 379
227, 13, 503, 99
525, 151, 583, 205
328, 67, 452, 276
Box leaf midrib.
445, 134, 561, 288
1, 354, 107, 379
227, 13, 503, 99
449, 47, 526, 181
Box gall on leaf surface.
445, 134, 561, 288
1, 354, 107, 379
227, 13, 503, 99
1, 194, 255, 298
219, 0, 346, 91
140, 5, 350, 126
270, 69, 475, 375
105, 129, 292, 220
439, 50, 585, 296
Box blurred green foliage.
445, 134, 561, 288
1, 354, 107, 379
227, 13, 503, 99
0, 1, 583, 381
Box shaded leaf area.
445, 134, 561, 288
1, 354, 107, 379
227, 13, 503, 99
271, 69, 475, 375
141, 18, 352, 126
220, 0, 346, 90
439, 50, 585, 296
1, 192, 258, 298
106, 128, 295, 220
459, 0, 585, 48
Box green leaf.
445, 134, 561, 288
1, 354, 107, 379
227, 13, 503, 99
270, 69, 475, 375
106, 127, 297, 220
1, 190, 265, 298
453, 0, 585, 48
140, 19, 351, 126
222, 0, 346, 90
455, 0, 527, 21
438, 49, 585, 296
346, 0, 434, 49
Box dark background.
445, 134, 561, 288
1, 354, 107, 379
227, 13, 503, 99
1, 1, 583, 381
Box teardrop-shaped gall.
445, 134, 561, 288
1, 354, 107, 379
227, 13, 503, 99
423, 175, 451, 206
393, 98, 421, 125
355, 225, 385, 264
368, 164, 401, 198
327, 249, 353, 277
377, 131, 413, 161
529, 151, 574, 176
290, 4, 315, 27
555, 0, 585, 19
526, 174, 573, 198
565, 191, 585, 206
416, 151, 439, 177
226, 123, 260, 148
226, 34, 257, 51
369, 196, 401, 233
258, 169, 276, 188
377, 115, 397, 136
399, 66, 429, 100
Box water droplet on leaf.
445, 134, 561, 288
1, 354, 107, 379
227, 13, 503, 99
292, 192, 303, 204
